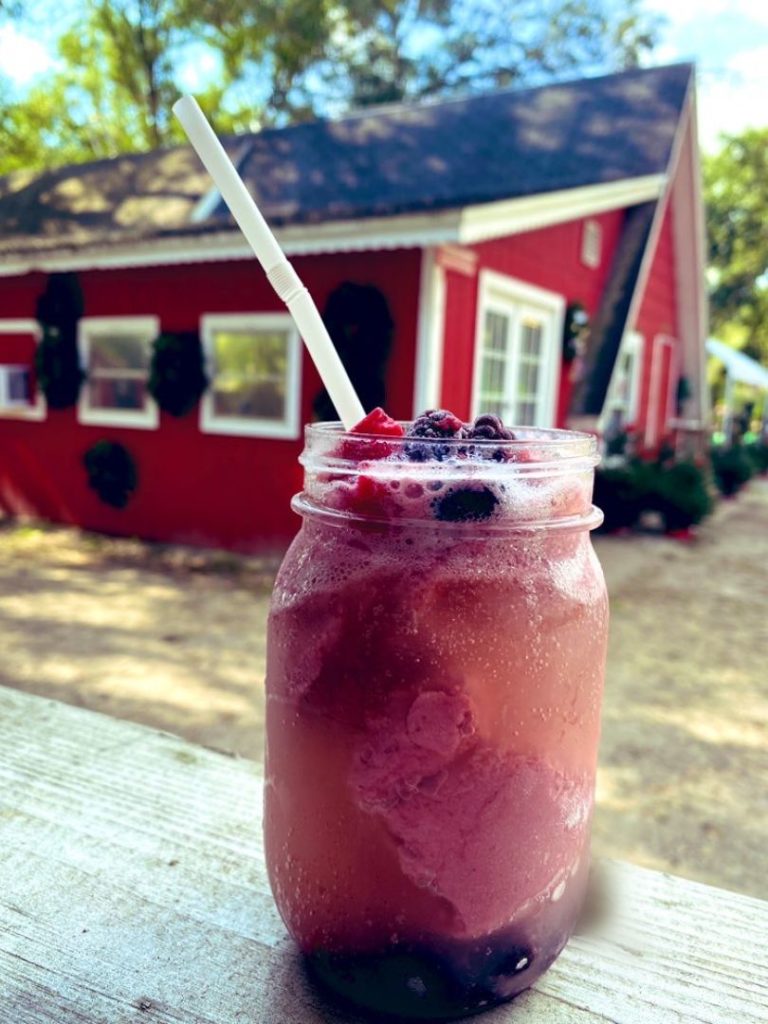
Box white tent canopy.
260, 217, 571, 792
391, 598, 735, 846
706, 337, 768, 390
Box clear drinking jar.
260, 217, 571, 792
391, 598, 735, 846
264, 423, 609, 1020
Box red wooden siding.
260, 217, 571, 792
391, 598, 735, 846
439, 210, 626, 423
632, 200, 681, 449
0, 249, 421, 551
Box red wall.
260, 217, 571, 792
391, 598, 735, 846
632, 200, 681, 449
0, 249, 421, 552
439, 210, 626, 422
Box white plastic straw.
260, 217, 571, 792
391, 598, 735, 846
173, 94, 365, 430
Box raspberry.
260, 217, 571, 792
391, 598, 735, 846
339, 407, 405, 462
432, 485, 499, 522
349, 473, 396, 517
405, 409, 468, 462
352, 407, 405, 438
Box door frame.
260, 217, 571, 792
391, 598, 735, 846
645, 333, 678, 449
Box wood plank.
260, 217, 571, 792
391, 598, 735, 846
1, 687, 766, 1023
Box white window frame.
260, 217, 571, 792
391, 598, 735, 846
471, 269, 564, 428
78, 316, 160, 429
199, 312, 301, 439
599, 330, 644, 433
0, 319, 45, 421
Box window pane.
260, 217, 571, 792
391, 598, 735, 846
214, 330, 287, 380
213, 379, 285, 419
481, 355, 506, 394
89, 376, 146, 410
212, 329, 289, 421
89, 334, 148, 372
484, 311, 509, 353
8, 370, 30, 403
515, 401, 536, 425
521, 321, 542, 356
479, 397, 505, 418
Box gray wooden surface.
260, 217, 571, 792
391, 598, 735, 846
1, 686, 766, 1024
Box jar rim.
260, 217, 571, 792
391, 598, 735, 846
307, 421, 598, 456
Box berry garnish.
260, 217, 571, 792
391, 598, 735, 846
405, 409, 467, 462
468, 414, 515, 441
433, 485, 499, 522
466, 414, 517, 461
340, 407, 405, 461
409, 409, 467, 438
352, 407, 405, 438
349, 473, 396, 516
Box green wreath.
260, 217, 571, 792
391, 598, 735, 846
35, 273, 85, 409
83, 441, 138, 509
148, 332, 209, 417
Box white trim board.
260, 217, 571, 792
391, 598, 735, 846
413, 248, 446, 415
0, 175, 667, 276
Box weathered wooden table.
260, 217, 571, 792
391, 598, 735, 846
1, 687, 766, 1024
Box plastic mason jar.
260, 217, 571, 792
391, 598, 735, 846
264, 424, 609, 1021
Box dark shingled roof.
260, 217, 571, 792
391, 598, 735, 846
0, 62, 692, 261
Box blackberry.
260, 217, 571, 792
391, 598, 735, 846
405, 409, 468, 462
468, 414, 515, 441
433, 485, 499, 522
467, 414, 516, 461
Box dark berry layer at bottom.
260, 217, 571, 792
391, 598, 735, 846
304, 923, 565, 1021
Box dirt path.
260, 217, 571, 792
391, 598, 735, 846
1, 482, 766, 898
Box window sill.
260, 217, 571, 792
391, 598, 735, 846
77, 407, 160, 430
0, 401, 46, 422
199, 415, 299, 440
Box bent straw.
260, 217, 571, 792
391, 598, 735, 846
173, 95, 365, 430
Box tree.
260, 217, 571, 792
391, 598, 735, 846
704, 128, 768, 366
0, 0, 660, 172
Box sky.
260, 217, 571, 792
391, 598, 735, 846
644, 0, 768, 151
1, 1, 767, 153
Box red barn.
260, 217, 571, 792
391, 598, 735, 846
0, 63, 708, 551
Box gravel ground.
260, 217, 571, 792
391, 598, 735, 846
1, 480, 766, 898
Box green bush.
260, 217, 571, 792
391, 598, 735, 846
653, 460, 713, 532
593, 463, 647, 532
745, 441, 768, 474
595, 457, 713, 534
148, 332, 208, 417
711, 445, 754, 497
83, 441, 138, 509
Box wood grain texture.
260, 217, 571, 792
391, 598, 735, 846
1, 687, 766, 1024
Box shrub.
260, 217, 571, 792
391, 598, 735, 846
745, 441, 768, 474
593, 463, 647, 532
653, 460, 713, 532
83, 441, 138, 509
711, 445, 754, 497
